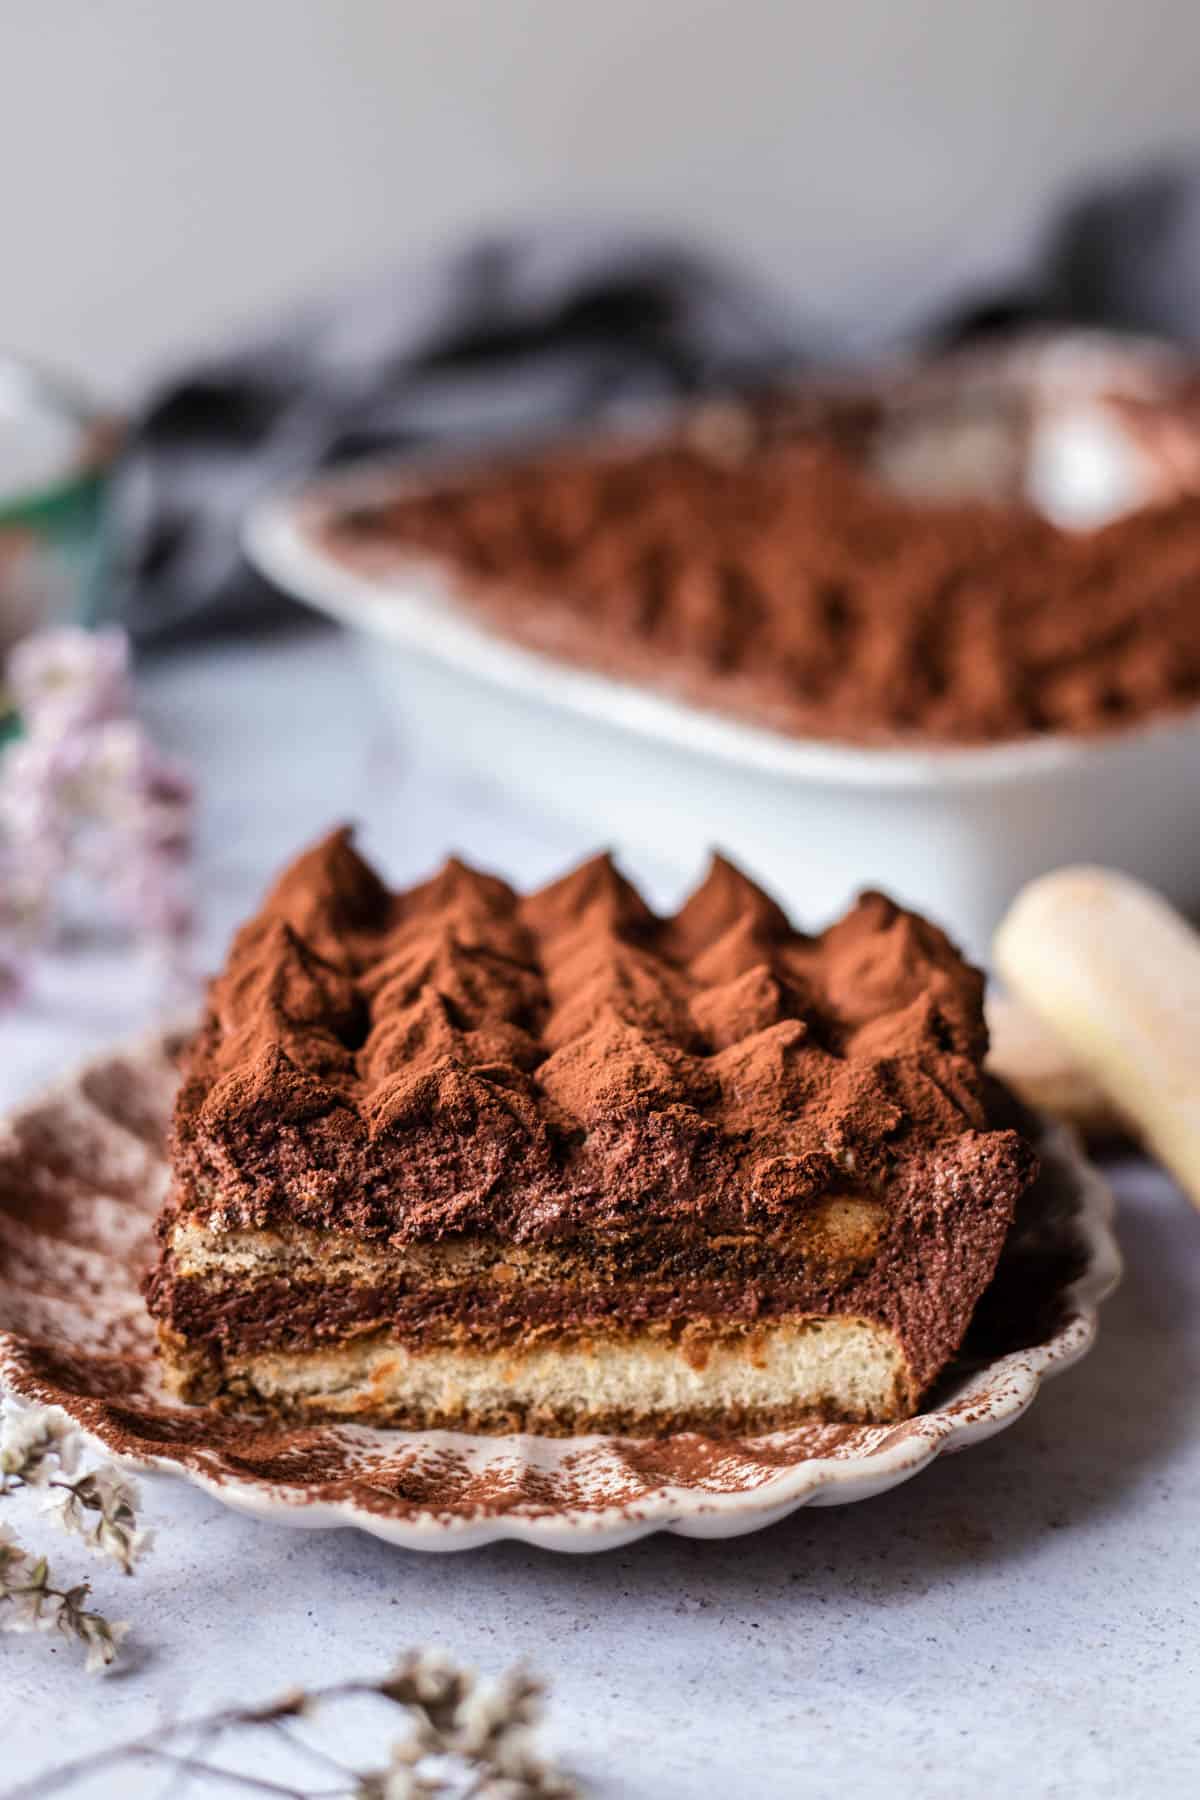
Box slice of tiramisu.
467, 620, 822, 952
146, 830, 1036, 1434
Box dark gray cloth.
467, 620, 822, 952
112, 166, 1200, 636
937, 161, 1200, 344
112, 228, 805, 636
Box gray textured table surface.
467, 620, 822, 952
2, 629, 1198, 1799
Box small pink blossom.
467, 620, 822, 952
0, 626, 195, 1002
7, 626, 132, 735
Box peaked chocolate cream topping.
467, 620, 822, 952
172, 833, 1035, 1286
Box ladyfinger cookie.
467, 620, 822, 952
994, 867, 1200, 1207
985, 991, 1125, 1141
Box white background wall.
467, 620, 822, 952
6, 0, 1200, 398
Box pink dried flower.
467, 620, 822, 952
0, 626, 196, 1003
7, 626, 132, 735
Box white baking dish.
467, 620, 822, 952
246, 469, 1200, 964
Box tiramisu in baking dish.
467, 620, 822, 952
146, 829, 1037, 1433
315, 340, 1200, 750
245, 334, 1200, 960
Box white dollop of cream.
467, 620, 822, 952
1025, 404, 1158, 530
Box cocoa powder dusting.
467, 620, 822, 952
321, 421, 1200, 745
162, 832, 1037, 1391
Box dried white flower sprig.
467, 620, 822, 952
360, 1650, 578, 1798
0, 625, 194, 1001
11, 1645, 581, 1798
0, 1401, 152, 1673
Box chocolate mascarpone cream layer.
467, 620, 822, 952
148, 830, 1036, 1433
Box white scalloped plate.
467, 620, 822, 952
0, 1033, 1120, 1551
